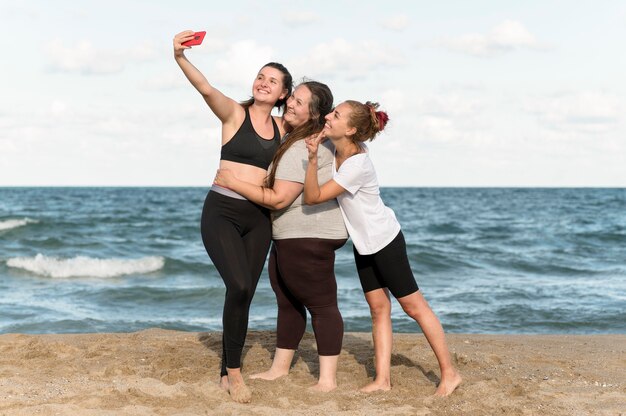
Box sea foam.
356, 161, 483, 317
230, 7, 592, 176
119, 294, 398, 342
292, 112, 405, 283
6, 254, 165, 278
0, 218, 38, 231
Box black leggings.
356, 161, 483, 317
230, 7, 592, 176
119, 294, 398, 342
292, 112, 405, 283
270, 238, 347, 356
200, 191, 271, 377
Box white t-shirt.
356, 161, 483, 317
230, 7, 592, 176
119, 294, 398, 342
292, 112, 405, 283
332, 143, 401, 255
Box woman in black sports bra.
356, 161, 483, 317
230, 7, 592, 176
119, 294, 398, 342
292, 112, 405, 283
174, 30, 292, 403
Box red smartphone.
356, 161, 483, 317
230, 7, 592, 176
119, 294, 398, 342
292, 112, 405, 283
182, 31, 206, 47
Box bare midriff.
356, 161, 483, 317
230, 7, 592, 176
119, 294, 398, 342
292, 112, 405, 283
219, 160, 268, 185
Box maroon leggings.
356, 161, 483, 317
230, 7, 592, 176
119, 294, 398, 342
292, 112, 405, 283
270, 238, 347, 356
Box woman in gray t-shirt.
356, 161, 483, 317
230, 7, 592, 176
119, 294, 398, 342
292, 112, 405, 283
214, 80, 348, 392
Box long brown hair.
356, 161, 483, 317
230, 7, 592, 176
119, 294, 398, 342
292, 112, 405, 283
265, 80, 334, 188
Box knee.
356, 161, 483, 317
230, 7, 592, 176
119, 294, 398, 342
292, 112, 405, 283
400, 303, 419, 318
227, 281, 255, 304
400, 300, 430, 319
368, 301, 391, 320
275, 296, 301, 311
309, 303, 341, 320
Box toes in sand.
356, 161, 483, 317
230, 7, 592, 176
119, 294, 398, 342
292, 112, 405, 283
308, 381, 337, 393
359, 380, 392, 393
229, 382, 252, 403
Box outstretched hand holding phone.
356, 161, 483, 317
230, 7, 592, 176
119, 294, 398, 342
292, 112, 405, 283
173, 30, 205, 56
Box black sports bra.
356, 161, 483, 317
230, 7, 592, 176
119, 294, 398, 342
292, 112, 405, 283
220, 107, 281, 170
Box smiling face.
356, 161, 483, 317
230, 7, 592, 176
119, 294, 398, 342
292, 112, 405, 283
324, 102, 356, 140
252, 66, 288, 106
283, 85, 313, 129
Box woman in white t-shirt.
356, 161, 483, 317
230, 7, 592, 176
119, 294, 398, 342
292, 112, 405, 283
303, 100, 462, 396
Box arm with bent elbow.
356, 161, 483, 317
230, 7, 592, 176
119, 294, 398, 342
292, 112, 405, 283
173, 31, 238, 123
214, 169, 302, 210
303, 135, 345, 205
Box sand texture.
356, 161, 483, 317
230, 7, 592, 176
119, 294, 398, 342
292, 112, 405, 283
0, 330, 624, 415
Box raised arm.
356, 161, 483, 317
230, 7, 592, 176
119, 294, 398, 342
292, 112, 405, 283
303, 133, 346, 205
214, 169, 303, 210
173, 31, 240, 124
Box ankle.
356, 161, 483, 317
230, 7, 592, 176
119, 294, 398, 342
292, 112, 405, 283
227, 369, 244, 382
440, 367, 458, 379
374, 374, 391, 384
269, 364, 290, 374
318, 376, 337, 387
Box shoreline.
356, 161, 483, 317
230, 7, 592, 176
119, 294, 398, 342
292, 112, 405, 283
1, 330, 624, 415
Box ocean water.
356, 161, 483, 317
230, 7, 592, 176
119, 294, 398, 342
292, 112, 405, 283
1, 187, 625, 335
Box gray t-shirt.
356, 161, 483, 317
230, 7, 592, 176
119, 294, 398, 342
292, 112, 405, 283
271, 140, 348, 240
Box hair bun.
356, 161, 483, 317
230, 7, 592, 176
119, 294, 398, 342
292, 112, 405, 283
345, 99, 389, 141
376, 111, 389, 131
365, 101, 389, 132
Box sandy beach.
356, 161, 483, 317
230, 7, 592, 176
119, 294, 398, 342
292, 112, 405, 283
0, 329, 623, 415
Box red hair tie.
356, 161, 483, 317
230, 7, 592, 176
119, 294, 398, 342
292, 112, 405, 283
376, 111, 389, 131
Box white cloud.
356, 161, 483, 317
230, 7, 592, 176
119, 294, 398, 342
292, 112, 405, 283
419, 94, 485, 119
142, 40, 276, 97
362, 87, 498, 185
379, 88, 489, 140
369, 88, 626, 186
379, 89, 407, 115
440, 20, 545, 57
381, 14, 409, 32
195, 37, 229, 54
141, 35, 229, 91
209, 40, 276, 88
525, 90, 623, 134
362, 99, 494, 186
1, 3, 41, 19
282, 11, 319, 26
3, 2, 625, 187
290, 38, 406, 80
0, 99, 223, 186
140, 71, 188, 91
45, 39, 158, 75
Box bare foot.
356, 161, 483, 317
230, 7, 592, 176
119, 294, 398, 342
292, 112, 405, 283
308, 380, 337, 393
359, 379, 391, 393
219, 375, 229, 391
434, 371, 462, 397
228, 378, 252, 403
250, 368, 288, 380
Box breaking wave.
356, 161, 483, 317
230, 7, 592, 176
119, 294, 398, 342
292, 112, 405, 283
6, 254, 165, 278
0, 218, 38, 231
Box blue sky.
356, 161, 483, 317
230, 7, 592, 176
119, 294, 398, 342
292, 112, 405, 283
1, 0, 625, 186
